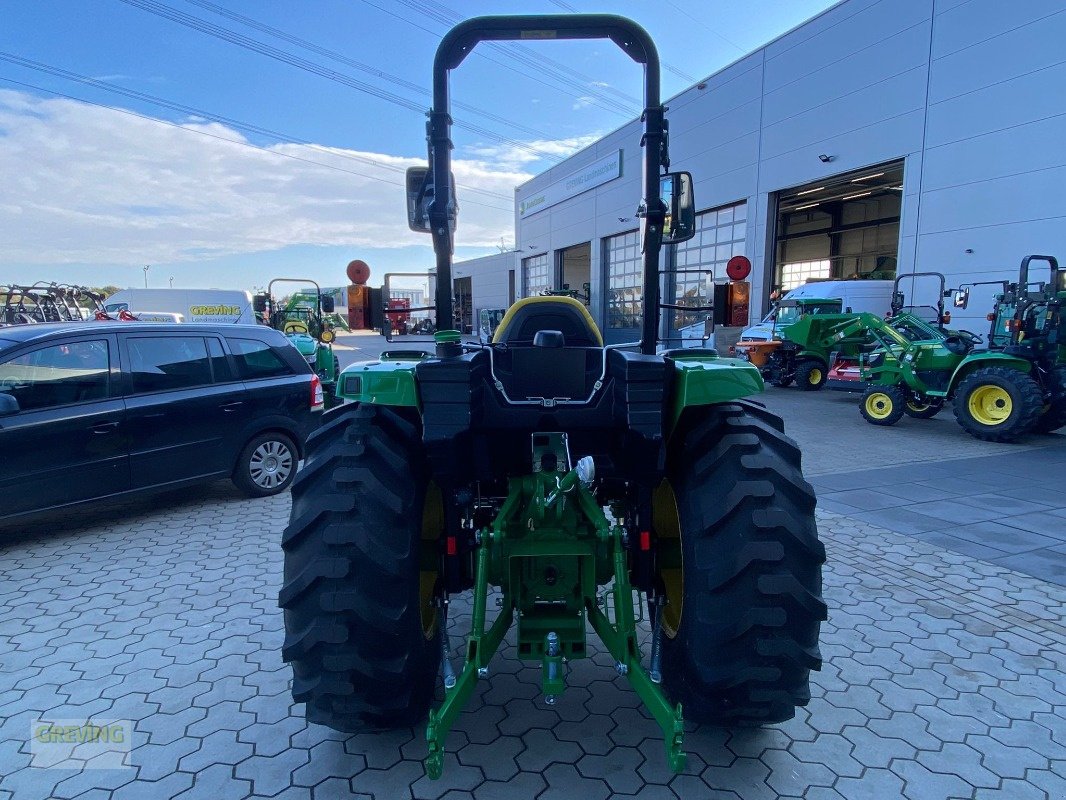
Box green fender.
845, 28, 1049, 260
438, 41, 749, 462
668, 353, 764, 432
336, 358, 421, 407
947, 352, 1032, 394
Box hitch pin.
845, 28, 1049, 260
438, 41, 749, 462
438, 600, 456, 690
649, 595, 664, 684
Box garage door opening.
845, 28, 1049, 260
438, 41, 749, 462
558, 242, 592, 303
771, 161, 903, 298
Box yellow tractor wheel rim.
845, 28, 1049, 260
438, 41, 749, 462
419, 481, 444, 639
907, 401, 931, 412
808, 367, 823, 385
865, 392, 894, 420
968, 385, 1012, 426
652, 479, 683, 639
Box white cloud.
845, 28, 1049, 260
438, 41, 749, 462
0, 90, 538, 266
571, 96, 596, 111
463, 133, 601, 171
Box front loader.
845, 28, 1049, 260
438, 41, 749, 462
280, 14, 825, 780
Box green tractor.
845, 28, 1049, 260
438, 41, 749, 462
733, 304, 868, 391
732, 274, 960, 392
856, 269, 1045, 440
254, 278, 340, 407
279, 15, 825, 780
965, 254, 1066, 433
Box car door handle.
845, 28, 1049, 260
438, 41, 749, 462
220, 401, 245, 411
90, 421, 119, 434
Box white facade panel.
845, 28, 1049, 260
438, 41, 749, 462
921, 115, 1066, 192
925, 61, 1066, 147
931, 0, 1065, 58
928, 12, 1066, 103
762, 0, 929, 91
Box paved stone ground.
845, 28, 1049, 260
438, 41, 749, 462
2, 472, 1064, 799
757, 388, 1066, 586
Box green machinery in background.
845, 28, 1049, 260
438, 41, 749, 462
733, 273, 961, 392
254, 278, 340, 407
857, 257, 1065, 440
279, 14, 825, 781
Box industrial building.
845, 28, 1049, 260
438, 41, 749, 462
451, 0, 1065, 345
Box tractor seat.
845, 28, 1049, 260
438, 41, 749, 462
492, 296, 603, 348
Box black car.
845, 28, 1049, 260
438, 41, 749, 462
0, 322, 323, 523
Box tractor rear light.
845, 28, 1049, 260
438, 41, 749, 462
310, 374, 324, 408
446, 536, 457, 556
987, 313, 995, 321
640, 531, 651, 551
941, 312, 951, 324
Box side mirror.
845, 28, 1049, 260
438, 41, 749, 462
890, 291, 905, 315
0, 393, 19, 417
321, 295, 336, 313
660, 171, 696, 245
951, 288, 969, 309
253, 294, 268, 314
406, 166, 458, 234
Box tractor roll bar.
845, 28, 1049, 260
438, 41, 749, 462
1018, 255, 1060, 290
429, 15, 667, 354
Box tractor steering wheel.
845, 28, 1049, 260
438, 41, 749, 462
957, 329, 983, 345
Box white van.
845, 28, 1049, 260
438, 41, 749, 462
104, 288, 255, 324
740, 280, 894, 341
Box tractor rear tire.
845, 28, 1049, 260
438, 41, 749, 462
953, 367, 1043, 442
795, 360, 827, 391
658, 401, 826, 725
1032, 367, 1066, 434
903, 398, 943, 419
280, 403, 441, 731
860, 385, 906, 426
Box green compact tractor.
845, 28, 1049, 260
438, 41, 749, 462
280, 14, 825, 781
254, 279, 340, 406
967, 255, 1065, 433
858, 259, 1064, 439
855, 272, 1039, 440
734, 306, 867, 391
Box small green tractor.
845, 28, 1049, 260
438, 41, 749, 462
857, 259, 1064, 440
966, 254, 1065, 433
733, 301, 865, 391
280, 14, 825, 780
254, 279, 340, 407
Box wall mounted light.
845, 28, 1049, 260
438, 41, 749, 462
818, 154, 834, 163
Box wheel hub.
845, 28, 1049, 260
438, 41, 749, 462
968, 385, 1012, 425
865, 392, 893, 419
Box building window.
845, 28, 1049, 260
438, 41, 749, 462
522, 253, 551, 297
669, 202, 747, 329
604, 230, 642, 330
780, 259, 832, 292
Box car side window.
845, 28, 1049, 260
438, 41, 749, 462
206, 337, 234, 382
127, 336, 212, 393
0, 340, 109, 411
227, 338, 293, 380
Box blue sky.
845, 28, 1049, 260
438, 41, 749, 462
0, 0, 836, 291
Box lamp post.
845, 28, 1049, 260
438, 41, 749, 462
143, 265, 150, 288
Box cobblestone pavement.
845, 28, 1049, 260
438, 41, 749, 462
1, 479, 1064, 800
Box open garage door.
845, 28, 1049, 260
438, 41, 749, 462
771, 161, 903, 298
